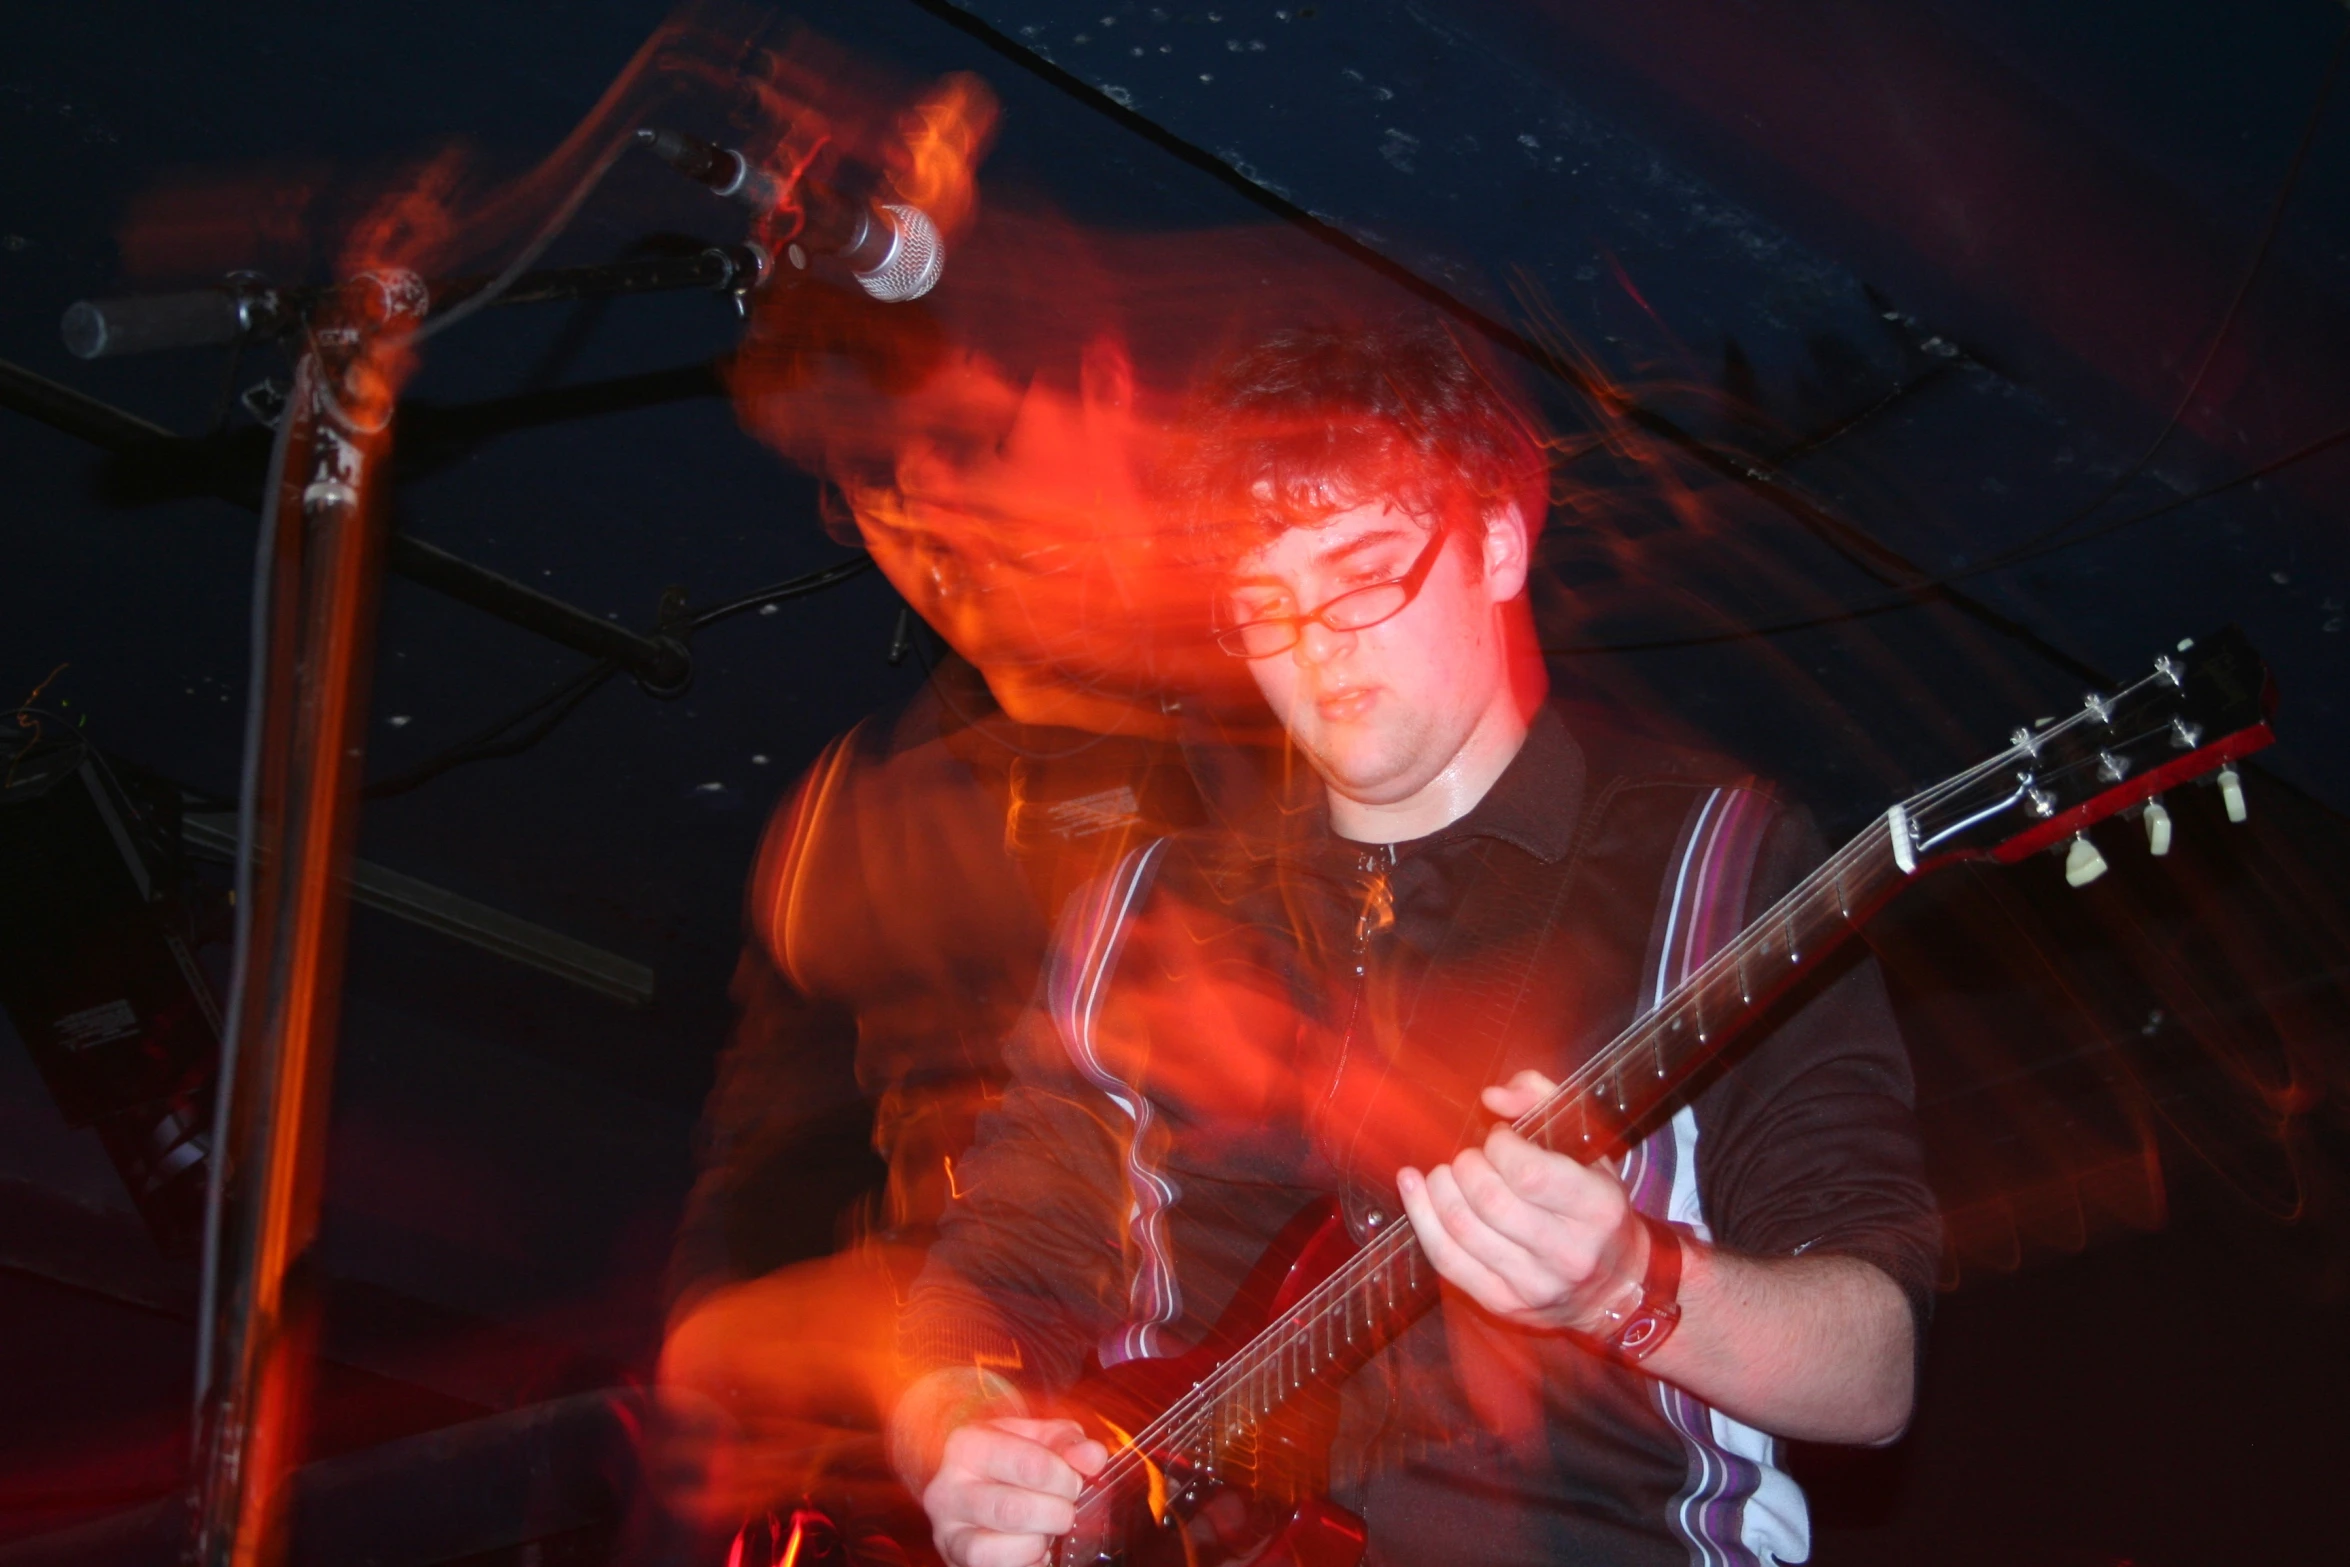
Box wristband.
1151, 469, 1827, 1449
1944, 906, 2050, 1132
1590, 1214, 1684, 1363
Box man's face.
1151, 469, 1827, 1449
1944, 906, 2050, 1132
1229, 499, 1523, 811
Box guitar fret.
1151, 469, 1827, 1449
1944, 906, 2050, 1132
1077, 655, 2291, 1550
1165, 825, 1911, 1524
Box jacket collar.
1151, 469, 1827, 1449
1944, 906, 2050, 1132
1281, 702, 1585, 866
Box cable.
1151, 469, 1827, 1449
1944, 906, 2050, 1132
193, 350, 307, 1414
688, 553, 875, 629
362, 553, 879, 799
1537, 15, 2350, 664
407, 132, 637, 345
362, 658, 621, 801
1545, 414, 2350, 656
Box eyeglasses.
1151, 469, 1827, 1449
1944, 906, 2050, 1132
1214, 523, 1453, 659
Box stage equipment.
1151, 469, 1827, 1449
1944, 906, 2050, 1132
0, 356, 699, 698
60, 245, 773, 362
180, 264, 419, 1567
0, 726, 222, 1254
635, 127, 947, 301
177, 811, 654, 1005
28, 84, 939, 1567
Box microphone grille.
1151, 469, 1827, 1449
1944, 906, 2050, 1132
855, 203, 945, 303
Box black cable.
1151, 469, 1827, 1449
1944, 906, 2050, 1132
1546, 414, 2350, 656
362, 658, 621, 801
362, 553, 877, 800
196, 348, 304, 1413
687, 553, 874, 629
407, 134, 637, 345
1542, 14, 2350, 663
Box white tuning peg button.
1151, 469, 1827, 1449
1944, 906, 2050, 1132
2064, 834, 2110, 887
2218, 767, 2248, 824
2143, 799, 2173, 857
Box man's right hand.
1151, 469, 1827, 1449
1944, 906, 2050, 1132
921, 1417, 1108, 1567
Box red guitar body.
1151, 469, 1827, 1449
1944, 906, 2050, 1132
1059, 1199, 1369, 1567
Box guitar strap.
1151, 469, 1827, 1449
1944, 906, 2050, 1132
1618, 784, 1811, 1567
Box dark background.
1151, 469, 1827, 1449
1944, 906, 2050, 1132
2, 3, 2346, 1562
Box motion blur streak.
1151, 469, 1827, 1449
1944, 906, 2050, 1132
76, 1, 2348, 1554
111, 2, 968, 297
694, 56, 2350, 1545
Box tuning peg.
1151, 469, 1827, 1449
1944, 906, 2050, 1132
2064, 834, 2110, 887
2218, 766, 2248, 824
2143, 798, 2173, 856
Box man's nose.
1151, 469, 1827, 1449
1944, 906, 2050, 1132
1293, 617, 1349, 667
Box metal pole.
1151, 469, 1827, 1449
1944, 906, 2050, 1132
189, 274, 424, 1567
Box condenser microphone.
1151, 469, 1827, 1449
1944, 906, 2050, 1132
635, 127, 945, 303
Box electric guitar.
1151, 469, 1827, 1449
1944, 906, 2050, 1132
1051, 628, 2278, 1567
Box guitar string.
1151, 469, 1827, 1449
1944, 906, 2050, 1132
1078, 757, 2002, 1500
1076, 807, 1922, 1503
1081, 780, 1968, 1500
1076, 663, 2189, 1504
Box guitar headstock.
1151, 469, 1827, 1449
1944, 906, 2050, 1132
1897, 628, 2276, 876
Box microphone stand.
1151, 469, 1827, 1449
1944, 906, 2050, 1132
62, 244, 775, 360
148, 241, 765, 1567
187, 271, 424, 1567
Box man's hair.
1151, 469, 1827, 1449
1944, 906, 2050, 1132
1166, 317, 1551, 568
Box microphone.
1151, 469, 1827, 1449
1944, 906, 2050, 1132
635, 128, 944, 303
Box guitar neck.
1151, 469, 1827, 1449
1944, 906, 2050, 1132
1520, 807, 1913, 1159
1072, 628, 2278, 1552
1148, 808, 1916, 1451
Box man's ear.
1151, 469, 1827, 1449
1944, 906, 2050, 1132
1480, 500, 1533, 602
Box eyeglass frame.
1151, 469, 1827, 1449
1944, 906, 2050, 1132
1212, 518, 1458, 659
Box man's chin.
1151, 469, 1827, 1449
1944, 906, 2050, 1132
1302, 739, 1417, 807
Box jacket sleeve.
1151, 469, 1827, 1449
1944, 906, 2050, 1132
897, 970, 1140, 1399
1690, 805, 1944, 1317
665, 940, 873, 1314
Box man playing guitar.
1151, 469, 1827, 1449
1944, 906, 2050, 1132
886, 319, 1941, 1566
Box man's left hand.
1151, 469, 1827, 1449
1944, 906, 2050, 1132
1396, 1069, 1650, 1336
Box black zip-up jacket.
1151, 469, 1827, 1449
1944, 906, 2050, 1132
903, 704, 1941, 1565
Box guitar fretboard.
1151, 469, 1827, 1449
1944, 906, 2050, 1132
1115, 811, 1913, 1475
1068, 636, 2273, 1558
